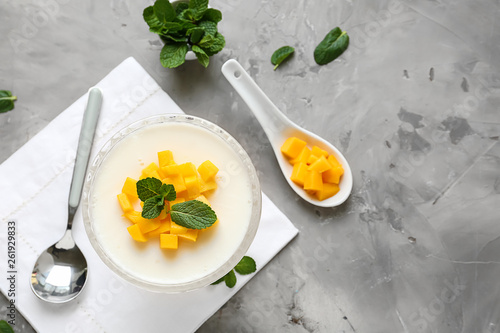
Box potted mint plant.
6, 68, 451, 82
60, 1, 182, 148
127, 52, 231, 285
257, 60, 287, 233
143, 0, 225, 68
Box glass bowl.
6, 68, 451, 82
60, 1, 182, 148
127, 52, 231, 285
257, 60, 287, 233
82, 114, 262, 293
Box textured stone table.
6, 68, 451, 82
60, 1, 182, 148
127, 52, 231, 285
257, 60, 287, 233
1, 0, 500, 332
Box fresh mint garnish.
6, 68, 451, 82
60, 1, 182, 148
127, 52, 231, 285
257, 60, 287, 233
314, 27, 349, 65
271, 46, 294, 70
143, 0, 226, 68
170, 200, 217, 229
234, 256, 256, 275
137, 177, 164, 201
0, 320, 14, 333
0, 90, 17, 114
159, 183, 176, 201
142, 196, 165, 219
211, 256, 257, 288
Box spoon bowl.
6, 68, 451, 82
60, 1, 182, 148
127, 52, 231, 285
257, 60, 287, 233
31, 87, 102, 302
222, 59, 353, 207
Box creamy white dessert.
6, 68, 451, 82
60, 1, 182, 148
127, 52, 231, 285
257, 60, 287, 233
89, 121, 254, 285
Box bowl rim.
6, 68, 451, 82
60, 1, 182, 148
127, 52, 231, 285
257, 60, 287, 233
82, 114, 262, 293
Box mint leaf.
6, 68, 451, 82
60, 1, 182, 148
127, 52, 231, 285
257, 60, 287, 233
271, 46, 294, 70
0, 90, 17, 114
142, 196, 164, 219
204, 33, 225, 56
143, 6, 163, 32
160, 42, 188, 68
0, 320, 14, 333
136, 177, 163, 201
174, 1, 189, 15
198, 34, 214, 48
188, 27, 204, 44
170, 200, 217, 229
202, 8, 222, 23
192, 45, 209, 68
199, 20, 217, 36
211, 276, 225, 285
153, 0, 176, 23
189, 0, 209, 19
159, 184, 176, 201
225, 270, 236, 288
314, 27, 349, 65
234, 256, 257, 275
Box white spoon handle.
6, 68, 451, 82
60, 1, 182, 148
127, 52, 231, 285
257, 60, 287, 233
222, 59, 290, 144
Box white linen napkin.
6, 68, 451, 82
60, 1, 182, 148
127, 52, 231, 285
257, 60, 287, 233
0, 57, 298, 333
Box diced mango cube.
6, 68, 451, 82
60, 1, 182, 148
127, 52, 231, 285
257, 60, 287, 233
124, 210, 147, 224
117, 193, 133, 213
178, 229, 199, 242
200, 177, 217, 193
158, 150, 174, 167
322, 155, 344, 184
142, 162, 159, 177
197, 160, 219, 181
290, 162, 308, 186
308, 155, 331, 173
304, 170, 323, 192
160, 234, 178, 249
149, 170, 162, 180
146, 220, 171, 238
127, 224, 148, 242
289, 146, 311, 165
310, 146, 329, 158
163, 174, 186, 193
137, 218, 162, 233
184, 175, 201, 199
122, 177, 138, 198
170, 221, 188, 234
307, 154, 319, 165
281, 137, 307, 159
178, 163, 197, 178
161, 164, 181, 176
315, 183, 340, 201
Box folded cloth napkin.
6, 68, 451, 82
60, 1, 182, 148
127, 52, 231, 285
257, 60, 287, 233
0, 57, 298, 333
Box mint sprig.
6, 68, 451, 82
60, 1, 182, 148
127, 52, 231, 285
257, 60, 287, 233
0, 90, 17, 114
135, 178, 217, 229
271, 46, 294, 70
314, 27, 349, 65
211, 256, 257, 288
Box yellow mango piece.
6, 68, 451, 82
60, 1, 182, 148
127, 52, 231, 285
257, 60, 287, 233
315, 183, 340, 201
122, 177, 138, 198
149, 170, 162, 180
307, 154, 319, 165
170, 221, 188, 234
117, 193, 133, 213
146, 220, 171, 238
200, 177, 217, 193
289, 146, 311, 165
160, 234, 178, 249
178, 162, 197, 178
163, 174, 186, 193
308, 155, 331, 173
290, 162, 308, 186
184, 175, 201, 199
178, 229, 199, 242
281, 137, 307, 159
322, 155, 344, 184
142, 162, 159, 177
124, 210, 148, 224
158, 150, 175, 168
311, 146, 329, 158
161, 164, 181, 176
197, 160, 219, 181
304, 170, 323, 192
137, 218, 162, 233
127, 224, 148, 242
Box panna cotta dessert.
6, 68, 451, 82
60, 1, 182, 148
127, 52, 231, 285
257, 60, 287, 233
83, 115, 261, 292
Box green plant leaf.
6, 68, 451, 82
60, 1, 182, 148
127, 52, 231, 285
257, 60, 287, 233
202, 8, 222, 23
211, 276, 225, 285
271, 46, 294, 70
192, 45, 210, 68
0, 321, 14, 333
224, 270, 237, 288
188, 27, 205, 44
142, 196, 164, 219
314, 27, 349, 65
0, 90, 17, 114
170, 200, 217, 229
160, 34, 187, 43
199, 20, 217, 36
174, 1, 189, 15
234, 256, 257, 275
143, 6, 163, 32
136, 177, 163, 201
153, 0, 176, 23
204, 33, 225, 56
159, 184, 176, 201
160, 42, 188, 68
198, 34, 214, 48
189, 0, 209, 19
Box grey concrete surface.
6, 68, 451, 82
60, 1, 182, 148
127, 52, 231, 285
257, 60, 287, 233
1, 0, 500, 332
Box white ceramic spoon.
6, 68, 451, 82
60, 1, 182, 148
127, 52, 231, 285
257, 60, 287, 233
221, 59, 353, 208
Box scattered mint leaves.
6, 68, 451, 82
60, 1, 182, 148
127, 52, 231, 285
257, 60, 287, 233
314, 27, 349, 65
0, 90, 17, 114
170, 200, 217, 229
159, 184, 176, 201
0, 320, 14, 333
143, 0, 226, 68
234, 256, 256, 275
211, 255, 257, 288
271, 46, 294, 70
